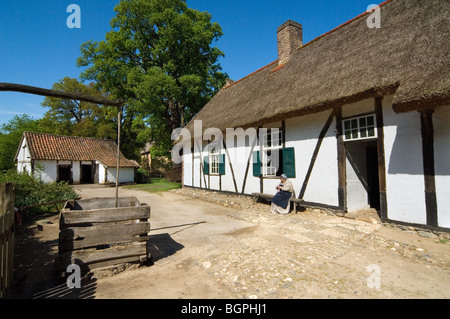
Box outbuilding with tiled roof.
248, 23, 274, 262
15, 132, 139, 184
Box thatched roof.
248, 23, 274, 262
16, 132, 140, 168
186, 0, 450, 134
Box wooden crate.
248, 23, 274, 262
55, 197, 151, 275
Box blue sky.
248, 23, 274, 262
0, 0, 381, 127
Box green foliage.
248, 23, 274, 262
124, 178, 181, 193
0, 114, 45, 171
41, 77, 117, 139
136, 167, 152, 184
0, 169, 79, 217
77, 0, 228, 156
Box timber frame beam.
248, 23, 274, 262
419, 108, 438, 227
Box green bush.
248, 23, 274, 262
0, 169, 79, 218
136, 167, 152, 184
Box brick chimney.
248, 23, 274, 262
277, 20, 302, 65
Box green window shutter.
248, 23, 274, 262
219, 154, 226, 175
282, 147, 295, 178
253, 151, 261, 177
203, 156, 209, 175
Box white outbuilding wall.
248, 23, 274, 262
16, 138, 32, 174
96, 162, 135, 184
35, 160, 58, 183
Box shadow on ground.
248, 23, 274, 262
147, 233, 185, 263
10, 218, 186, 299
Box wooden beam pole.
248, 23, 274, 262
375, 97, 388, 221
0, 82, 124, 107
335, 105, 347, 210
420, 109, 438, 227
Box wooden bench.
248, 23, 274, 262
252, 192, 304, 214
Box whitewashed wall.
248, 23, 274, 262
183, 149, 193, 188
97, 162, 106, 184
184, 109, 340, 207
72, 161, 80, 184
433, 105, 450, 228
35, 160, 57, 183
16, 138, 32, 174
285, 110, 338, 206
182, 97, 450, 229
383, 98, 427, 225
105, 166, 135, 184
94, 163, 134, 184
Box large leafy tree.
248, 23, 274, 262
77, 0, 228, 155
41, 77, 117, 139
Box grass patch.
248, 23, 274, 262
124, 178, 181, 193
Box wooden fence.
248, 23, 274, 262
0, 183, 14, 298
55, 197, 151, 275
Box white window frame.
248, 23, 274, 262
343, 114, 377, 141
209, 146, 220, 175
262, 129, 282, 177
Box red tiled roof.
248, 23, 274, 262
18, 132, 139, 168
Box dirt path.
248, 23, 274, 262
10, 185, 450, 299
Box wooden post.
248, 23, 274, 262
191, 146, 194, 187
115, 110, 121, 208
375, 97, 388, 221
258, 127, 263, 194
335, 105, 347, 211
420, 109, 438, 227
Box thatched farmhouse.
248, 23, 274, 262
181, 0, 450, 231
15, 132, 139, 184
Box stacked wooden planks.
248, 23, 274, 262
55, 197, 151, 275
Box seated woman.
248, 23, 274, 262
271, 174, 294, 214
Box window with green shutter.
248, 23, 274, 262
253, 148, 295, 178
253, 151, 261, 177
219, 154, 226, 175
203, 156, 209, 175
282, 147, 295, 178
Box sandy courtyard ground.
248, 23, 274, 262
10, 184, 450, 299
